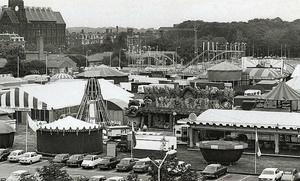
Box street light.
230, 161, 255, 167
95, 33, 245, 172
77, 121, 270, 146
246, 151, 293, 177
86, 50, 91, 67
147, 149, 177, 181
172, 112, 177, 136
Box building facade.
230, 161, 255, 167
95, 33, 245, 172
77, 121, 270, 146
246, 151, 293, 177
0, 0, 66, 46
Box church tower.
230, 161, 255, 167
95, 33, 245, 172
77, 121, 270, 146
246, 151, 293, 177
8, 0, 25, 21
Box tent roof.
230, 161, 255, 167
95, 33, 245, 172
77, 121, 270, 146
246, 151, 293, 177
0, 121, 15, 133
291, 64, 300, 78
243, 68, 281, 79
195, 109, 300, 130
263, 81, 300, 101
42, 116, 99, 130
50, 73, 73, 81
77, 65, 128, 78
207, 61, 242, 72
0, 79, 133, 110
286, 77, 300, 91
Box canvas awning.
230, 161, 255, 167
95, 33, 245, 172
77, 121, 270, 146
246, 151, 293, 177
194, 109, 300, 131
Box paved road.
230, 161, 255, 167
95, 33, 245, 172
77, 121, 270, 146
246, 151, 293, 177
213, 173, 258, 181
0, 159, 149, 180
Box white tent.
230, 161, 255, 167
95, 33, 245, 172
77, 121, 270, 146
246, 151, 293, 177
43, 116, 99, 130
0, 79, 133, 110
291, 64, 300, 78
286, 76, 300, 91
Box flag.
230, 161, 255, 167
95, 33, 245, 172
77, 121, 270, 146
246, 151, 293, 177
27, 114, 38, 132
255, 129, 262, 157
131, 122, 137, 148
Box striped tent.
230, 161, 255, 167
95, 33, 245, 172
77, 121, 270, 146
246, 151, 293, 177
243, 68, 282, 80
50, 73, 73, 81
263, 81, 300, 101
0, 88, 49, 110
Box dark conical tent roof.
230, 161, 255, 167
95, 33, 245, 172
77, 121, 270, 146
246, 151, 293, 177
263, 81, 300, 101
207, 61, 242, 72
0, 122, 15, 134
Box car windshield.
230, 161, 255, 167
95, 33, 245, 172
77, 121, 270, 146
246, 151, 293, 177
55, 155, 65, 159
283, 171, 292, 175
10, 152, 18, 156
205, 166, 217, 171
23, 154, 31, 158
84, 155, 93, 160
101, 158, 110, 163
0, 150, 4, 154
120, 159, 130, 164
136, 162, 145, 166
262, 170, 274, 175
70, 155, 80, 160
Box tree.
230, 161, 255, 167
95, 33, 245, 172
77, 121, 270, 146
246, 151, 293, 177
34, 161, 71, 181
126, 172, 140, 181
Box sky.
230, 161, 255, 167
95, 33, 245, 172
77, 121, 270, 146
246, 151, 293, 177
12, 0, 300, 29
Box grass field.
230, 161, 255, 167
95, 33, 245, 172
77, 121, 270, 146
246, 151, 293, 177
12, 123, 300, 175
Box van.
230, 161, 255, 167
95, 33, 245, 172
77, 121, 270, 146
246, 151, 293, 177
244, 89, 261, 96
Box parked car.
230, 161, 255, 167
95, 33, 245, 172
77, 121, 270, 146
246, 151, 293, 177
116, 158, 137, 171
88, 175, 107, 181
258, 168, 283, 181
98, 156, 120, 170
167, 161, 191, 176
295, 172, 300, 181
133, 158, 151, 173
69, 174, 89, 181
52, 153, 70, 166
200, 163, 227, 178
106, 177, 125, 181
81, 155, 102, 169
6, 170, 32, 181
66, 154, 85, 167
282, 168, 298, 181
8, 150, 25, 162
0, 148, 11, 161
19, 152, 42, 164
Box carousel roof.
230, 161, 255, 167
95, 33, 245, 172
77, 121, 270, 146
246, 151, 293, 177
50, 73, 73, 81
42, 116, 99, 130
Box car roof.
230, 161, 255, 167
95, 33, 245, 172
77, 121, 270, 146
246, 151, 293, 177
90, 175, 106, 178
121, 158, 132, 160
12, 170, 30, 174
108, 177, 124, 179
25, 152, 36, 154
283, 168, 296, 171
264, 168, 278, 171
11, 150, 24, 152
208, 164, 221, 167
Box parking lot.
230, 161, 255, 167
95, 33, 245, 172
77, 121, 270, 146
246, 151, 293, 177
215, 174, 258, 181
0, 159, 149, 180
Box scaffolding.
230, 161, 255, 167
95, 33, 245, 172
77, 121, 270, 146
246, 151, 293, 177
76, 78, 110, 127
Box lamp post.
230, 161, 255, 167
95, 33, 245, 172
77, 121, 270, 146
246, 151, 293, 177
147, 149, 177, 181
86, 50, 91, 67
17, 55, 19, 78
175, 47, 180, 65
172, 112, 177, 136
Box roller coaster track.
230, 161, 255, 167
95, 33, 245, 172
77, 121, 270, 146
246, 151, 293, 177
183, 50, 245, 69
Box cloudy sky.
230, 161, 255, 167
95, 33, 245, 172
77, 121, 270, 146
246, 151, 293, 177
21, 0, 300, 28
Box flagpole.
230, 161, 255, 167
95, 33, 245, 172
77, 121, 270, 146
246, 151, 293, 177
26, 113, 28, 152
255, 128, 257, 174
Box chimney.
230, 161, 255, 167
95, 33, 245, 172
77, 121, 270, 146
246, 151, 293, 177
116, 26, 119, 34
